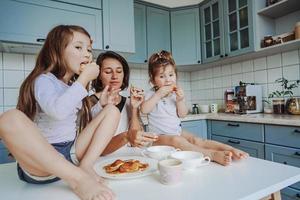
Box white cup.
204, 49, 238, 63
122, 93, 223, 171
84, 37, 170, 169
158, 159, 183, 185
141, 145, 178, 160
210, 103, 218, 113
170, 151, 210, 170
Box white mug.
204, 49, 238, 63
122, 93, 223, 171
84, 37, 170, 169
210, 103, 218, 113
158, 159, 183, 185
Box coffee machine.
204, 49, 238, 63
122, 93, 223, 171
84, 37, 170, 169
234, 85, 263, 114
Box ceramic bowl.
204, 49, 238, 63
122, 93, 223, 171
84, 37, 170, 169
141, 145, 177, 160
170, 151, 210, 170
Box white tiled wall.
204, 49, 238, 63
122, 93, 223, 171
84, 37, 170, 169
1, 49, 299, 114
190, 49, 300, 109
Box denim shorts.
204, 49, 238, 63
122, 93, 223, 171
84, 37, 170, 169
17, 140, 78, 184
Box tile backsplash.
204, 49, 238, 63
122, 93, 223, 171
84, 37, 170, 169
0, 48, 299, 114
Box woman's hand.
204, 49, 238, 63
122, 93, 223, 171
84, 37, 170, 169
127, 130, 158, 148
99, 85, 121, 107
175, 86, 185, 102
130, 86, 144, 109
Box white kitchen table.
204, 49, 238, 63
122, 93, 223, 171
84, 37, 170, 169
0, 153, 300, 200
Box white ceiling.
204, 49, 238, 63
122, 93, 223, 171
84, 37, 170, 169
141, 0, 204, 8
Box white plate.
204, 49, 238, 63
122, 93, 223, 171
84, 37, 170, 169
93, 156, 158, 180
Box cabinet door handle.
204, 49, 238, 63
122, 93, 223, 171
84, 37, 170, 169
220, 55, 224, 58
197, 60, 200, 63
296, 193, 300, 198
295, 152, 300, 156
228, 139, 240, 144
105, 45, 109, 49
294, 129, 300, 133
36, 38, 45, 42
227, 123, 240, 127
225, 54, 228, 57
144, 59, 148, 63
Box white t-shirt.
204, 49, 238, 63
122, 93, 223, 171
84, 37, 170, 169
34, 73, 88, 144
91, 96, 130, 135
145, 89, 182, 135
91, 96, 136, 156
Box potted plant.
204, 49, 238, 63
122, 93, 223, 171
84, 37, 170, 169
268, 77, 300, 114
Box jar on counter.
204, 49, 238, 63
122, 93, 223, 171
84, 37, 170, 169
225, 89, 235, 113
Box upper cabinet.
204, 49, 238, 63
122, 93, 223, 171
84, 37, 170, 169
0, 0, 103, 49
128, 3, 171, 63
200, 0, 254, 63
0, 0, 135, 53
171, 8, 201, 65
147, 7, 171, 57
102, 0, 135, 53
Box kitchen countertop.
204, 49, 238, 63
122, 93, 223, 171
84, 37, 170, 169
141, 113, 300, 126
1, 151, 300, 200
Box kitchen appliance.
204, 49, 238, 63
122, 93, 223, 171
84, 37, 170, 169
234, 85, 263, 114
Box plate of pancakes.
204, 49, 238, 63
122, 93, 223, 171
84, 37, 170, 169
94, 156, 158, 180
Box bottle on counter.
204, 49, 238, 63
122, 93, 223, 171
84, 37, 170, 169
192, 104, 200, 114
225, 89, 235, 113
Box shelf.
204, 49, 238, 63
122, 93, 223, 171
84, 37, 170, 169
175, 39, 300, 72
258, 0, 300, 19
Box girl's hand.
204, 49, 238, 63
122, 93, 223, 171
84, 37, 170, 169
175, 86, 185, 102
156, 85, 173, 98
79, 62, 99, 81
130, 86, 144, 109
99, 85, 121, 107
127, 130, 158, 147
77, 62, 99, 87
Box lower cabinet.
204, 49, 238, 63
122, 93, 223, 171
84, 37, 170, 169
281, 187, 300, 200
210, 120, 264, 159
212, 135, 265, 159
181, 120, 207, 139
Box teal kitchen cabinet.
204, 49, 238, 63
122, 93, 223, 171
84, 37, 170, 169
200, 0, 254, 63
212, 135, 265, 159
52, 0, 102, 9
265, 124, 300, 199
128, 3, 170, 63
102, 0, 135, 53
147, 6, 171, 58
0, 0, 103, 49
210, 120, 264, 158
128, 3, 147, 63
0, 140, 15, 164
181, 120, 207, 139
171, 8, 201, 65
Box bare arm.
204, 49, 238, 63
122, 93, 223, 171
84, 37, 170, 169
140, 93, 161, 114
141, 86, 173, 114
175, 87, 188, 118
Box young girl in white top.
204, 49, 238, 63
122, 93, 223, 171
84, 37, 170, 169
141, 50, 249, 166
0, 25, 118, 200
91, 51, 158, 155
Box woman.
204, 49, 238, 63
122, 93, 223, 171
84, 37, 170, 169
91, 51, 158, 155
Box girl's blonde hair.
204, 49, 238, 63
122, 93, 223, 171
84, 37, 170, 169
148, 50, 177, 84
17, 25, 92, 130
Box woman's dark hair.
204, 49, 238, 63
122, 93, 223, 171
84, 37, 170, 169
93, 51, 130, 92
148, 50, 177, 84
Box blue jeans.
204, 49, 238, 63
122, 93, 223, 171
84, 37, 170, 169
17, 140, 76, 184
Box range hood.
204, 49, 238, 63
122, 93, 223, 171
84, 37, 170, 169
0, 41, 42, 54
